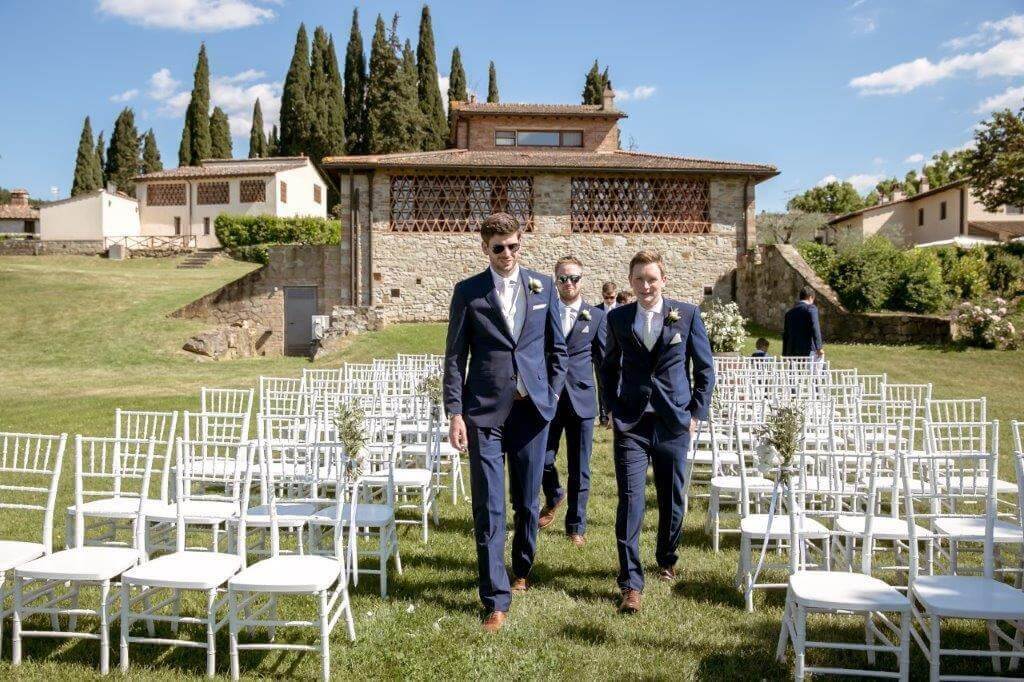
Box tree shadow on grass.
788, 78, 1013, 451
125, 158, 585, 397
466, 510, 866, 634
558, 621, 611, 645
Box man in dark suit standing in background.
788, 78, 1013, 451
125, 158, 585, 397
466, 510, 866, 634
539, 257, 607, 547
782, 286, 824, 359
601, 250, 715, 614
595, 281, 618, 425
444, 212, 568, 633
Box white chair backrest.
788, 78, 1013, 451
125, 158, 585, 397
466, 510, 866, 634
175, 437, 248, 507
201, 387, 254, 416
73, 435, 156, 549
260, 389, 313, 418
926, 397, 987, 425
115, 409, 178, 503
183, 410, 250, 443
0, 432, 67, 554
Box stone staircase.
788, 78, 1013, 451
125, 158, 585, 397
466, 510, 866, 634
176, 250, 220, 270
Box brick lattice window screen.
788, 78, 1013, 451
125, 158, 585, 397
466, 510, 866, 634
239, 179, 266, 203
146, 183, 186, 206
570, 176, 711, 233
197, 181, 230, 205
390, 174, 534, 232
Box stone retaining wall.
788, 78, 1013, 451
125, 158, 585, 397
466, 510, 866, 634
735, 244, 953, 345
0, 239, 106, 256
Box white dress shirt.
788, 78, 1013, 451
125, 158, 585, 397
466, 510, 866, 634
559, 296, 582, 338
491, 265, 527, 395
633, 297, 665, 351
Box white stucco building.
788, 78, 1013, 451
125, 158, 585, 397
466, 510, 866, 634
38, 188, 140, 241
134, 156, 330, 249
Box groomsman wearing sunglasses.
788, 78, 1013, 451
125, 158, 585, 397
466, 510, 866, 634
600, 250, 714, 614
538, 257, 607, 547
444, 212, 568, 633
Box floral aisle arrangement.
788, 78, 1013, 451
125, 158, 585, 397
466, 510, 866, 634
418, 373, 444, 415
753, 402, 806, 477
700, 299, 748, 353
953, 298, 1020, 350
333, 402, 368, 477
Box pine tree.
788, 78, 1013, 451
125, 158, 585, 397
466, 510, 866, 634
71, 117, 103, 196
416, 5, 447, 150
582, 60, 603, 104
447, 47, 467, 106
487, 61, 499, 103
267, 125, 279, 156
209, 106, 232, 158
106, 108, 141, 195
400, 38, 426, 152
141, 129, 163, 173
343, 7, 368, 154
280, 24, 312, 156
365, 14, 407, 154
248, 99, 267, 158
95, 131, 106, 185
179, 43, 212, 166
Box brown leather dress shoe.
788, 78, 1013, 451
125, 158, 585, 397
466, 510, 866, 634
568, 533, 586, 547
658, 566, 676, 582
618, 589, 642, 614
510, 577, 529, 594
538, 495, 565, 529
481, 611, 507, 633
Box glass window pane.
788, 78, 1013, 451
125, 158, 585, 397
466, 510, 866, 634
561, 131, 583, 147
495, 131, 516, 146
517, 131, 560, 146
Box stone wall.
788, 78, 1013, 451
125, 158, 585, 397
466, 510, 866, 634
735, 244, 952, 345
361, 173, 748, 321
0, 239, 105, 256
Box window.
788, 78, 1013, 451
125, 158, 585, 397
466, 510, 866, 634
940, 201, 947, 220
173, 217, 181, 235
239, 179, 266, 203
560, 131, 583, 147
495, 131, 516, 146
280, 181, 288, 204
147, 183, 186, 206
197, 181, 229, 205
203, 217, 211, 236
493, 130, 584, 147
390, 174, 534, 232
570, 176, 711, 234
314, 184, 322, 204
516, 131, 561, 146
918, 208, 924, 226
1006, 204, 1023, 215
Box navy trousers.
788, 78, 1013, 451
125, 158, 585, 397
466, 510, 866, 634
613, 413, 691, 593
466, 399, 549, 612
541, 393, 593, 535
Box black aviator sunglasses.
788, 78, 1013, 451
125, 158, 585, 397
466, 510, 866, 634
490, 242, 521, 254
557, 275, 582, 284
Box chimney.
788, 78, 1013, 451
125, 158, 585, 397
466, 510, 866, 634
919, 170, 929, 193
601, 84, 616, 111
892, 188, 905, 202
9, 189, 29, 206
106, 182, 118, 194
468, 93, 477, 103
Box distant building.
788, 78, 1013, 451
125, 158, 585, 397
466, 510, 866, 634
39, 187, 140, 242
825, 178, 1024, 247
133, 156, 330, 249
0, 189, 39, 235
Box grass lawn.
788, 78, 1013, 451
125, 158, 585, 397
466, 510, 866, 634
0, 255, 1021, 680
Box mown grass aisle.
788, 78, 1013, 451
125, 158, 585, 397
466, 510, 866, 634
0, 256, 1020, 679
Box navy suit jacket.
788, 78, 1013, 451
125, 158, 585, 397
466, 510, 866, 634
443, 267, 569, 429
782, 301, 823, 356
600, 299, 715, 436
558, 301, 607, 420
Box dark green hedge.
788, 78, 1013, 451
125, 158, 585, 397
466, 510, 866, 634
215, 214, 340, 249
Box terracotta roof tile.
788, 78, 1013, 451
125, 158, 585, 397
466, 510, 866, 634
0, 204, 39, 220
450, 101, 625, 118
969, 220, 1024, 237
828, 179, 969, 224
134, 157, 310, 182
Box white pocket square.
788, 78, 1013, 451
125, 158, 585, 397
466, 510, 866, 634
532, 303, 547, 310
669, 332, 682, 345
581, 325, 590, 334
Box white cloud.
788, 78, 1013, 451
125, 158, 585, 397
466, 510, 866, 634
438, 74, 450, 113
852, 16, 877, 34
97, 0, 277, 32
872, 156, 886, 164
110, 89, 139, 103
219, 69, 265, 84
846, 173, 885, 193
975, 84, 1024, 112
816, 175, 839, 186
848, 0, 867, 9
614, 85, 657, 101
148, 68, 180, 100
944, 14, 1024, 50
904, 152, 925, 163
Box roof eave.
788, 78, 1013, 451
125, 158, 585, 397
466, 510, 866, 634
323, 160, 778, 178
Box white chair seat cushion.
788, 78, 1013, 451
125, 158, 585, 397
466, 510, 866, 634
123, 551, 241, 589
709, 475, 774, 492
0, 540, 45, 572
740, 514, 829, 539
145, 500, 238, 524
790, 570, 909, 612
365, 468, 432, 487
311, 503, 394, 527
402, 442, 461, 458
913, 575, 1024, 619
835, 515, 934, 540
229, 555, 341, 593
67, 497, 166, 519
933, 516, 1024, 543
687, 450, 739, 465
233, 503, 318, 527
939, 476, 1017, 495
16, 547, 141, 581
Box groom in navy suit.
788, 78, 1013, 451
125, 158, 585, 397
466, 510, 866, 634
444, 212, 568, 632
601, 250, 715, 613
539, 256, 607, 546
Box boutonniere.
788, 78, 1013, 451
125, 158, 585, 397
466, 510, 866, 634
666, 308, 680, 323
579, 309, 591, 321
528, 278, 543, 294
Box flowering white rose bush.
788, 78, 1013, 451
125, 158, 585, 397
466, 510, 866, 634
700, 299, 748, 353
952, 297, 1020, 350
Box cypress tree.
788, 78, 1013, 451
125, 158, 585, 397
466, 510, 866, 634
416, 6, 447, 150
365, 14, 406, 154
307, 27, 345, 166
325, 36, 347, 156
209, 106, 232, 158
142, 129, 163, 173
601, 66, 612, 93
582, 60, 603, 104
95, 131, 106, 185
280, 23, 312, 156
487, 61, 499, 103
343, 8, 368, 154
447, 47, 467, 106
248, 98, 267, 158
268, 125, 279, 156
71, 116, 103, 196
106, 108, 141, 195
179, 43, 211, 166
401, 38, 426, 152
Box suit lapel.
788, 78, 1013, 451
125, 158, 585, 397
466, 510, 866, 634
482, 269, 514, 344
623, 303, 651, 356
565, 302, 586, 344
651, 299, 678, 358
514, 269, 531, 345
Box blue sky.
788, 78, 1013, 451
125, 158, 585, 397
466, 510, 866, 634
2, 0, 1023, 211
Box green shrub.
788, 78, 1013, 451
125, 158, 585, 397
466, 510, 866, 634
942, 248, 990, 300
796, 242, 838, 282
830, 236, 905, 312
214, 214, 340, 249
986, 250, 1024, 296
229, 244, 270, 264
891, 249, 947, 313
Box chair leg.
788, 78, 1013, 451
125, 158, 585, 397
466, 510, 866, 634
228, 590, 240, 681
986, 620, 1002, 673
205, 589, 217, 678
99, 580, 111, 675
794, 604, 806, 680
929, 615, 941, 682
318, 590, 330, 682
379, 534, 388, 598
267, 594, 278, 641
0, 576, 6, 661
899, 610, 911, 682
171, 588, 182, 634
12, 576, 23, 666
865, 613, 876, 665
120, 582, 131, 673
393, 526, 403, 575
775, 590, 792, 661
343, 587, 356, 642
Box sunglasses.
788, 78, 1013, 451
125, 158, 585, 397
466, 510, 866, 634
557, 274, 582, 284
490, 242, 521, 255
